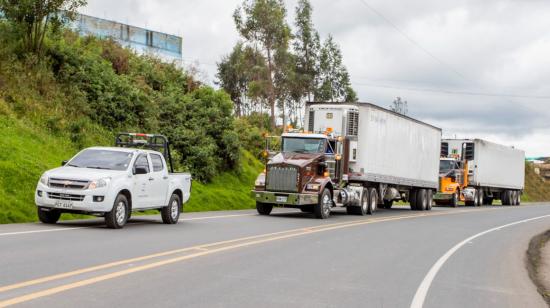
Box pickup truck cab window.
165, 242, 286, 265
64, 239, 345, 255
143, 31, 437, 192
150, 154, 164, 172
68, 149, 133, 171
133, 154, 150, 174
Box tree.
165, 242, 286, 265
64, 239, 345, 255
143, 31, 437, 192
234, 0, 291, 130
293, 0, 320, 103
390, 97, 408, 115
0, 0, 87, 54
314, 35, 357, 102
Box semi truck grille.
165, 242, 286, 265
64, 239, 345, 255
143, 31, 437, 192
266, 166, 299, 192
49, 178, 90, 190
48, 193, 85, 201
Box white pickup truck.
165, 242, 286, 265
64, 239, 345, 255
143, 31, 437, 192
35, 133, 192, 229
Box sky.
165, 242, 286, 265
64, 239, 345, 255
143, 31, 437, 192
81, 0, 550, 157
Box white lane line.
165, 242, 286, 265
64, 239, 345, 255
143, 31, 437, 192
0, 212, 262, 237
410, 214, 550, 308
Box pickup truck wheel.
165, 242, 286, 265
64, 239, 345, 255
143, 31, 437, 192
367, 188, 378, 215
37, 207, 61, 224
161, 194, 181, 224
314, 188, 332, 219
256, 202, 273, 215
450, 192, 459, 207
409, 189, 418, 210
105, 194, 129, 229
416, 189, 427, 211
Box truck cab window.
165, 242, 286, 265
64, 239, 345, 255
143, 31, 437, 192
134, 154, 150, 174
150, 154, 164, 172
282, 138, 326, 154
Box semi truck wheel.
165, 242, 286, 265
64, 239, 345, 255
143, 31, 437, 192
256, 202, 273, 215
501, 190, 510, 206
161, 194, 181, 224
416, 189, 427, 211
346, 188, 368, 215
475, 189, 483, 207
300, 205, 314, 213
409, 189, 418, 210
511, 191, 518, 206
105, 194, 129, 229
367, 188, 378, 215
516, 192, 521, 206
450, 192, 459, 207
314, 188, 332, 219
37, 207, 61, 224
426, 190, 433, 211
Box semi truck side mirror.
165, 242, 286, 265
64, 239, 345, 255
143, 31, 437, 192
61, 160, 68, 166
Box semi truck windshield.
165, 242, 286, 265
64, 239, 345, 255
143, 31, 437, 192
439, 160, 456, 174
282, 138, 326, 154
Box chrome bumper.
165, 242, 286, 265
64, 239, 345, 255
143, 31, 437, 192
251, 191, 319, 205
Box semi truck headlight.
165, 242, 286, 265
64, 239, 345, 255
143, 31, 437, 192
306, 183, 321, 191
255, 173, 266, 187
40, 174, 49, 186
88, 178, 110, 190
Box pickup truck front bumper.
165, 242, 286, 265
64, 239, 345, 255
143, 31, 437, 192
35, 182, 114, 213
252, 190, 318, 206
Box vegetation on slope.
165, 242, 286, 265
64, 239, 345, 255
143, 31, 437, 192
523, 163, 550, 202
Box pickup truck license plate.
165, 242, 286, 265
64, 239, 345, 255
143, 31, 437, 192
276, 196, 288, 203
54, 201, 74, 209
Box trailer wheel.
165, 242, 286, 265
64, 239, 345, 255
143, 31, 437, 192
501, 190, 510, 206
510, 191, 518, 206
314, 188, 332, 219
409, 189, 418, 210
256, 202, 273, 215
37, 207, 61, 224
416, 189, 427, 211
426, 190, 433, 211
367, 188, 378, 215
383, 200, 394, 209
516, 192, 521, 206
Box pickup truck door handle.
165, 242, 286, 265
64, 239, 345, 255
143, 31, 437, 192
148, 177, 154, 181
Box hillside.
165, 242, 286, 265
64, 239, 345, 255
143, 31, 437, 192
523, 163, 550, 202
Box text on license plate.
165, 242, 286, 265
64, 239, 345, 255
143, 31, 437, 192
54, 201, 74, 209
276, 196, 288, 203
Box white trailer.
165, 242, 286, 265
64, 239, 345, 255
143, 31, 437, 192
441, 139, 525, 205
303, 102, 442, 214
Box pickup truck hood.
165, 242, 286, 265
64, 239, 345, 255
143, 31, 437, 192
268, 152, 324, 168
45, 167, 127, 181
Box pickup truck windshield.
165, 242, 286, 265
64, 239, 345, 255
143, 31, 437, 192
282, 138, 326, 154
68, 149, 134, 171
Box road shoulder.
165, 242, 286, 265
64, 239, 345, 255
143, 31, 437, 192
527, 229, 550, 305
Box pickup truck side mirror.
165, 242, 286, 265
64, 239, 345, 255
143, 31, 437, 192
61, 160, 68, 166
134, 166, 148, 175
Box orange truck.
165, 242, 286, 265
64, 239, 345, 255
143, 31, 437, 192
434, 139, 525, 207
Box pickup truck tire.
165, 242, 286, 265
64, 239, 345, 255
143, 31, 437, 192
409, 189, 418, 210
367, 188, 378, 215
314, 188, 332, 219
105, 194, 129, 229
256, 202, 273, 215
37, 207, 61, 224
161, 194, 181, 224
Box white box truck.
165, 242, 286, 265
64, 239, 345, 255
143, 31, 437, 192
252, 102, 442, 219
435, 139, 525, 206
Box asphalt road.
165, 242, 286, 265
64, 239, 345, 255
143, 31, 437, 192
1, 204, 550, 308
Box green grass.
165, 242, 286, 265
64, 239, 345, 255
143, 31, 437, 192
523, 162, 550, 202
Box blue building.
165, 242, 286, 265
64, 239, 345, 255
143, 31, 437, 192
71, 13, 182, 64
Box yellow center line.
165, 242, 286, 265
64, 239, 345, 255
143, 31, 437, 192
0, 208, 492, 307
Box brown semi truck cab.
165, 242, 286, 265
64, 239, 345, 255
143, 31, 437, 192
252, 131, 343, 216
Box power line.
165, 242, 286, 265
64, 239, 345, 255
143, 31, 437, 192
353, 82, 550, 100
356, 0, 469, 82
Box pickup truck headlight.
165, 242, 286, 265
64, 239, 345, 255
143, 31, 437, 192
88, 178, 111, 190
306, 183, 321, 191
39, 174, 48, 186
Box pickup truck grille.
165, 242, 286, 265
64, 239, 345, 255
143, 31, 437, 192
266, 166, 299, 192
49, 178, 90, 190
48, 192, 85, 201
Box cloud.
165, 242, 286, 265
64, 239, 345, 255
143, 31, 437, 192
81, 0, 550, 156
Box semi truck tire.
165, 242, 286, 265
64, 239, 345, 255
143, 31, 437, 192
475, 189, 483, 207
367, 188, 378, 215
300, 205, 314, 213
516, 192, 521, 206
105, 194, 129, 229
256, 202, 273, 215
409, 189, 418, 210
314, 188, 332, 219
416, 189, 428, 211
161, 193, 181, 224
37, 207, 61, 224
511, 191, 518, 206
450, 192, 459, 207
501, 190, 510, 206
426, 190, 433, 211
346, 188, 368, 215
